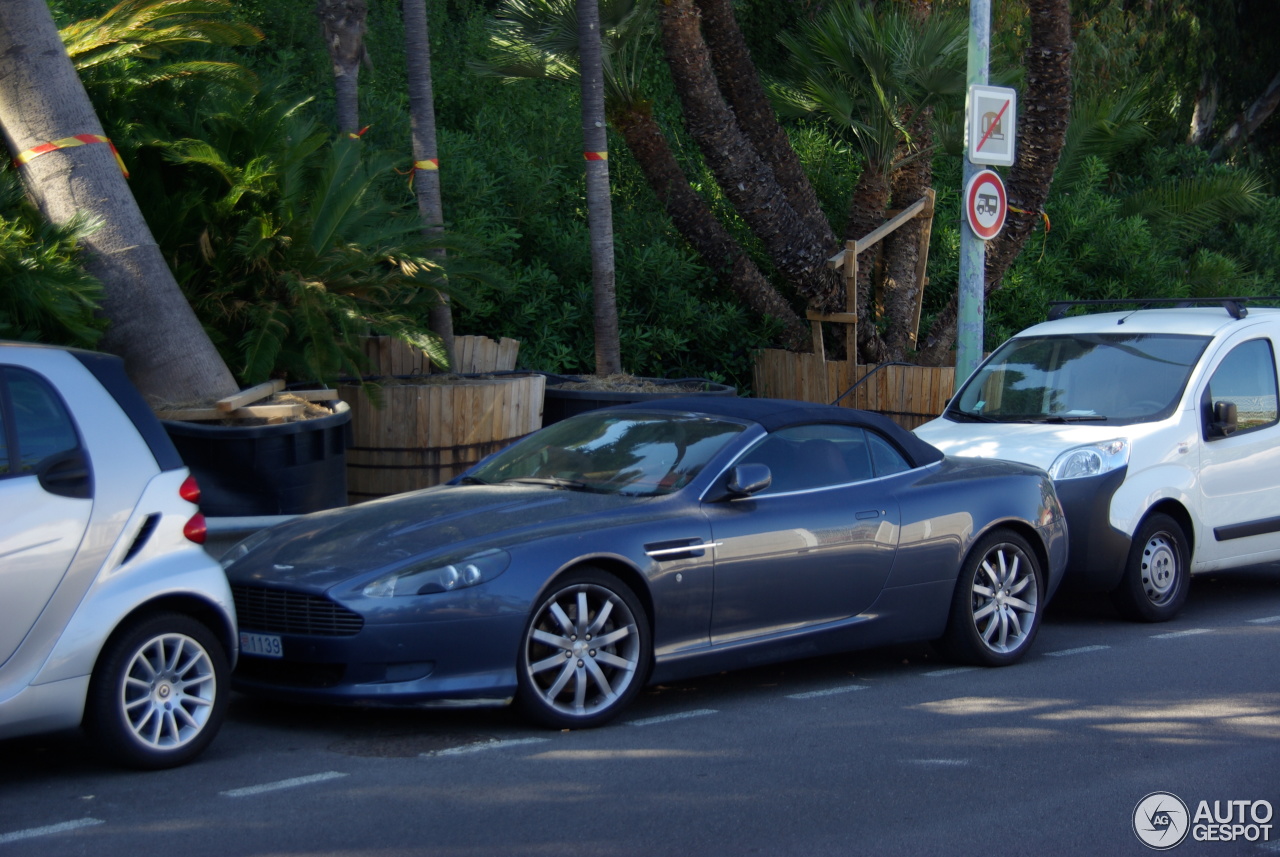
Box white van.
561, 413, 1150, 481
914, 298, 1280, 621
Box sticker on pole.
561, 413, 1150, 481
964, 169, 1007, 241
966, 85, 1017, 166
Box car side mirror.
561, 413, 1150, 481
1209, 401, 1238, 438
726, 463, 771, 498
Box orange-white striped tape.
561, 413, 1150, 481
14, 134, 129, 178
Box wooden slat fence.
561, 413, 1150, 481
754, 350, 955, 430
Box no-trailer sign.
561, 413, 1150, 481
966, 85, 1017, 167
964, 169, 1007, 241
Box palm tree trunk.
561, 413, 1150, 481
881, 116, 934, 360
612, 103, 809, 351
693, 0, 835, 250
658, 0, 842, 313
844, 167, 891, 362
317, 0, 368, 136
0, 0, 238, 402
917, 0, 1071, 366
578, 0, 621, 375
403, 0, 454, 367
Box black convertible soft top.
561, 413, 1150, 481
611, 396, 945, 468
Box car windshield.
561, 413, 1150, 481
467, 411, 747, 496
950, 333, 1211, 423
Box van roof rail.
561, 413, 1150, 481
1047, 297, 1280, 322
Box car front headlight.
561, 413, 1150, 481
1048, 438, 1130, 481
362, 548, 511, 598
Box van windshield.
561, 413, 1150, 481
949, 333, 1211, 424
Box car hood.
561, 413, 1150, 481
913, 417, 1164, 472
224, 484, 647, 591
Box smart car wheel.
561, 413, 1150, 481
86, 613, 229, 769
1111, 513, 1189, 622
939, 530, 1043, 667
517, 570, 651, 729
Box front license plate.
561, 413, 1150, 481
240, 631, 283, 658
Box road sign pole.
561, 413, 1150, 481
957, 0, 991, 386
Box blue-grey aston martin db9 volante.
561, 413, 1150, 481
222, 397, 1067, 728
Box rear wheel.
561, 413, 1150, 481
1111, 513, 1189, 622
85, 613, 229, 769
516, 569, 650, 729
938, 530, 1043, 666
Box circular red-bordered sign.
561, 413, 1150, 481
964, 169, 1007, 240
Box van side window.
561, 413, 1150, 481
3, 368, 81, 473
1204, 339, 1279, 434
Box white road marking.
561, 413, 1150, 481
924, 667, 978, 677
903, 759, 972, 767
1044, 645, 1110, 657
627, 709, 718, 726
220, 771, 348, 798
1248, 615, 1280, 625
422, 738, 550, 757
1151, 628, 1211, 639
787, 684, 868, 699
0, 818, 104, 845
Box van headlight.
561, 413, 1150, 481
362, 549, 511, 597
1048, 439, 1130, 480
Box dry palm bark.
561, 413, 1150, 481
917, 0, 1072, 366
612, 103, 810, 350
658, 0, 842, 314
693, 0, 835, 250
0, 0, 238, 402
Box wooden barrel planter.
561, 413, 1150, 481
338, 373, 545, 502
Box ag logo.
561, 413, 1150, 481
1134, 792, 1190, 849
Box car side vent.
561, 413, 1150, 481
120, 514, 160, 565
232, 585, 364, 636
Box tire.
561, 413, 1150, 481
516, 569, 651, 729
938, 530, 1044, 666
1110, 513, 1190, 622
85, 613, 230, 769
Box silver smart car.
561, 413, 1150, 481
0, 341, 236, 768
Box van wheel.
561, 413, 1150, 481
85, 613, 229, 769
1111, 514, 1189, 622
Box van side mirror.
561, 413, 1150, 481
1209, 401, 1238, 437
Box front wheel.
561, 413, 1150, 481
938, 530, 1044, 666
85, 613, 229, 769
516, 569, 651, 729
1111, 513, 1190, 622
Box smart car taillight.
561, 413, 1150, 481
184, 512, 208, 544
180, 475, 202, 503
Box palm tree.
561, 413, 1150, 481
577, 0, 622, 375
775, 1, 965, 360
403, 0, 455, 367
658, 0, 842, 313
0, 0, 239, 401
480, 0, 808, 349
316, 0, 370, 136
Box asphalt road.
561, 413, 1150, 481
3, 566, 1279, 857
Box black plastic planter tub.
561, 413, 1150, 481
163, 401, 352, 517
